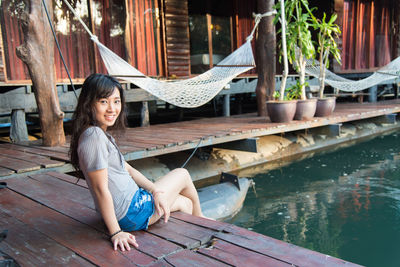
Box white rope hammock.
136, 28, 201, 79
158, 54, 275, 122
305, 56, 400, 92
62, 0, 276, 107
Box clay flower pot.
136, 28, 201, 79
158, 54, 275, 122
266, 100, 297, 123
294, 98, 317, 120
315, 97, 336, 117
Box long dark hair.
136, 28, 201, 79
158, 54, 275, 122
69, 73, 127, 171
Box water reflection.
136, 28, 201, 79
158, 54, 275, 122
229, 131, 400, 267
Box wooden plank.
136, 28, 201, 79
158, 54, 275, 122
0, 189, 156, 266
164, 249, 230, 267
197, 239, 291, 267
133, 231, 183, 260
6, 173, 184, 261
146, 220, 201, 249
0, 154, 41, 173
166, 217, 215, 245
46, 171, 88, 188
214, 224, 362, 267
0, 166, 14, 176
0, 211, 95, 266
172, 211, 229, 232
4, 175, 102, 230
0, 143, 69, 162
0, 147, 64, 168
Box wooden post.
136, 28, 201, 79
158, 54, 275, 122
10, 109, 29, 143
255, 0, 276, 117
140, 101, 150, 127
16, 0, 65, 146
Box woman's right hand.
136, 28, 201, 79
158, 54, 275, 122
111, 231, 139, 251
152, 189, 170, 222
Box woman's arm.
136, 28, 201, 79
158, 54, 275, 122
124, 162, 156, 193
87, 168, 139, 251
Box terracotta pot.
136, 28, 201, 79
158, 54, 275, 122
294, 98, 317, 120
266, 100, 297, 123
315, 97, 336, 117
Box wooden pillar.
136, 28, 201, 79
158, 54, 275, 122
255, 0, 276, 117
10, 109, 29, 143
333, 0, 344, 72
16, 0, 65, 146
140, 101, 150, 127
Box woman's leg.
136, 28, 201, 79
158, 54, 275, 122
148, 168, 203, 225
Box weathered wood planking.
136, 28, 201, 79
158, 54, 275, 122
173, 212, 361, 267
0, 166, 14, 176
1, 100, 400, 178
0, 143, 69, 162
0, 212, 95, 266
0, 146, 64, 168
0, 154, 41, 173
0, 188, 155, 266
0, 172, 363, 266
197, 239, 291, 267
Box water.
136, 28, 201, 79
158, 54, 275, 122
229, 131, 400, 267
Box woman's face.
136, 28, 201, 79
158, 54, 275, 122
94, 87, 121, 131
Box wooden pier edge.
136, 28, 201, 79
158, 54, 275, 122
0, 172, 363, 266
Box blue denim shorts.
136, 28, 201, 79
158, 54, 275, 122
118, 188, 155, 231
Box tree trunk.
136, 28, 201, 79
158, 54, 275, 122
255, 0, 276, 116
16, 0, 65, 146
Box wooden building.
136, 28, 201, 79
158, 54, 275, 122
0, 0, 257, 86
0, 0, 399, 113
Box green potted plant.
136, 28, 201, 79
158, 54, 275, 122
312, 12, 341, 117
272, 0, 317, 121
267, 0, 297, 123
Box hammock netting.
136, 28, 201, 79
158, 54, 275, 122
93, 37, 255, 108
304, 56, 400, 92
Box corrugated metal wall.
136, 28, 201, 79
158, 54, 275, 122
164, 0, 190, 77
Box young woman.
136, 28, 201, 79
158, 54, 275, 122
69, 73, 205, 251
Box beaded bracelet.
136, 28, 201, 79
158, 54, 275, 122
110, 229, 122, 239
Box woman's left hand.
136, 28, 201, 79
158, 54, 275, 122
152, 189, 170, 222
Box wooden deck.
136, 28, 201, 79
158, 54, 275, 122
0, 99, 400, 180
0, 172, 362, 266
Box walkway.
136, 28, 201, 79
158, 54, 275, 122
0, 172, 362, 266
0, 99, 400, 180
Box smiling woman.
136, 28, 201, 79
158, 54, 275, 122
68, 73, 207, 251
94, 88, 122, 131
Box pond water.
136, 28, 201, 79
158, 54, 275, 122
229, 131, 400, 267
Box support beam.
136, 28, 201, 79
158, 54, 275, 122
10, 109, 29, 143
140, 101, 150, 127
223, 94, 230, 117
369, 86, 377, 102
314, 123, 342, 137
373, 113, 397, 125
214, 138, 259, 153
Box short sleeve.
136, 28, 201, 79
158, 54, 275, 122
78, 127, 109, 173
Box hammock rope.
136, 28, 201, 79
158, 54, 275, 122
304, 55, 400, 92
62, 0, 276, 107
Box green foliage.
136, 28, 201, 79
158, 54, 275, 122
274, 0, 316, 70
315, 13, 342, 68
274, 0, 342, 98
273, 90, 281, 100
286, 80, 309, 100
273, 80, 308, 101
